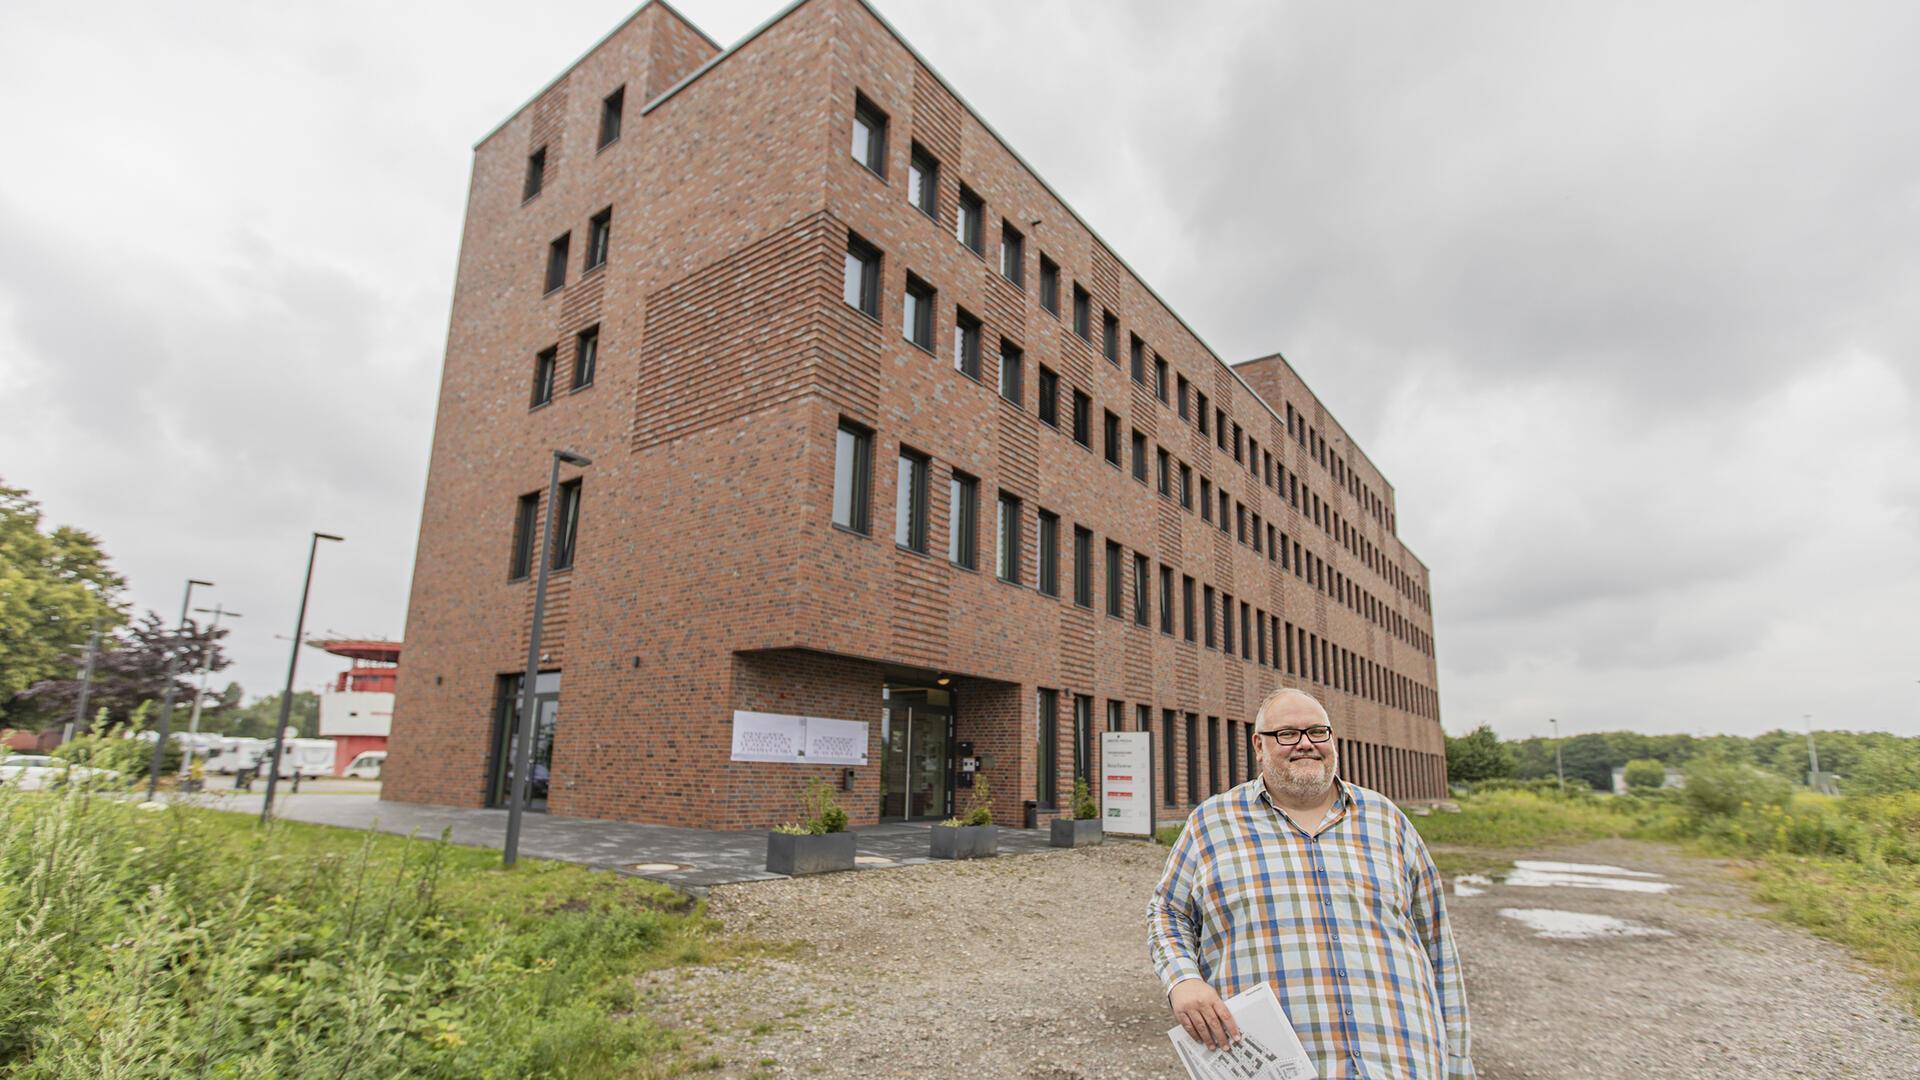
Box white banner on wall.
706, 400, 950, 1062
1101, 731, 1154, 837
730, 711, 870, 766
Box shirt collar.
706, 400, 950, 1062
1253, 775, 1355, 834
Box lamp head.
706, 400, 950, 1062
556, 450, 593, 467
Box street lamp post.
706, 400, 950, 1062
260, 533, 343, 825
1550, 717, 1564, 794
148, 578, 214, 800
179, 605, 242, 779
63, 616, 102, 745
504, 449, 591, 868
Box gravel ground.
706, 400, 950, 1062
639, 837, 1920, 1078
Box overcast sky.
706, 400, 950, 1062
2, 0, 1915, 739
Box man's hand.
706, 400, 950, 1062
1170, 978, 1241, 1051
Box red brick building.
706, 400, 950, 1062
384, 0, 1446, 831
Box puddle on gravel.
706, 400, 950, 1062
1512, 860, 1663, 879
1453, 874, 1493, 897
1505, 860, 1675, 894
1498, 907, 1674, 940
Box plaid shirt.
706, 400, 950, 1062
1148, 778, 1474, 1079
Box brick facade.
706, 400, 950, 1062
384, 0, 1447, 832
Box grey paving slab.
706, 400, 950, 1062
182, 787, 1105, 892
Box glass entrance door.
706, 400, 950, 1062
488, 671, 560, 811
879, 687, 952, 820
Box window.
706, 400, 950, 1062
1105, 539, 1124, 617
1037, 366, 1059, 426
530, 346, 557, 407
1039, 255, 1059, 314
523, 147, 546, 201
1102, 311, 1119, 364
572, 326, 598, 390
903, 275, 934, 351
1241, 602, 1252, 659
1200, 477, 1212, 522
1222, 592, 1234, 654
948, 472, 977, 569
895, 450, 929, 552
1185, 713, 1199, 804
1177, 374, 1190, 419
1159, 566, 1174, 634
1227, 719, 1239, 784
544, 233, 570, 293
1208, 716, 1221, 795
1218, 490, 1230, 531
998, 340, 1023, 406
1182, 575, 1196, 641
843, 234, 880, 318
1196, 392, 1209, 434
1156, 448, 1171, 496
908, 143, 938, 218
1103, 410, 1121, 467
1179, 464, 1193, 509
1110, 700, 1128, 733
1154, 356, 1169, 403
550, 478, 581, 571
1072, 526, 1093, 607
832, 422, 872, 533
1072, 285, 1091, 340
598, 86, 624, 148
508, 493, 538, 580
1131, 430, 1148, 482
1037, 689, 1058, 809
1163, 710, 1178, 805
956, 186, 983, 253
586, 208, 611, 270
1232, 422, 1243, 462
1204, 585, 1217, 648
1071, 389, 1092, 447
1000, 222, 1024, 284
1036, 510, 1060, 596
1216, 408, 1228, 450
1133, 553, 1150, 626
1130, 334, 1146, 383
953, 308, 980, 379
996, 492, 1021, 582
1073, 694, 1093, 783
852, 93, 887, 176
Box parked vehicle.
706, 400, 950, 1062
271, 739, 337, 779
342, 750, 386, 779
205, 738, 270, 775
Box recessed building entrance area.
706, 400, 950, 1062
879, 683, 953, 821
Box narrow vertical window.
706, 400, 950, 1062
1102, 311, 1119, 364
1130, 334, 1146, 383
1039, 255, 1059, 314
843, 234, 880, 318
1131, 430, 1148, 482
598, 86, 625, 149
1163, 710, 1178, 804
832, 422, 872, 534
586, 208, 611, 270
1073, 695, 1093, 783
550, 478, 581, 571
1159, 566, 1174, 634
903, 275, 934, 350
1200, 478, 1212, 522
1196, 392, 1209, 434
894, 450, 929, 552
1154, 356, 1169, 403
530, 346, 557, 407
948, 472, 977, 569
1103, 411, 1121, 467
957, 186, 983, 253
908, 143, 938, 218
1070, 390, 1092, 447
1222, 592, 1234, 654
996, 492, 1021, 582
1072, 526, 1093, 607
998, 340, 1023, 406
508, 493, 538, 580
523, 147, 546, 201
544, 233, 570, 293
1072, 285, 1091, 340
572, 325, 598, 390
1105, 539, 1123, 617
947, 308, 981, 379
1133, 552, 1150, 626
1182, 575, 1196, 641
1179, 464, 1192, 509
852, 94, 887, 176
1036, 510, 1059, 596
1000, 222, 1024, 285
1204, 585, 1217, 648
1037, 688, 1058, 808
1177, 374, 1190, 419
1037, 365, 1059, 426
1156, 448, 1171, 496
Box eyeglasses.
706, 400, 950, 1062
1256, 725, 1332, 746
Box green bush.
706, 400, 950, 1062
1684, 757, 1792, 821
1622, 758, 1667, 790
1847, 743, 1920, 796
1071, 777, 1099, 820
961, 777, 992, 826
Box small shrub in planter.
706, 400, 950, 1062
766, 779, 856, 876
1051, 777, 1104, 848
932, 778, 997, 860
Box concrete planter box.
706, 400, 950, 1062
930, 824, 998, 860
1050, 817, 1104, 848
766, 830, 856, 876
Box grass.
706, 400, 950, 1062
0, 783, 753, 1077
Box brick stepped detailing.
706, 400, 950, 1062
890, 548, 949, 666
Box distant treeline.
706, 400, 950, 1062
1446, 725, 1920, 794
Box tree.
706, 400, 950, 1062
225, 691, 321, 739
0, 481, 127, 704
1445, 725, 1516, 784
6, 611, 229, 732
1622, 758, 1667, 790
1845, 740, 1920, 796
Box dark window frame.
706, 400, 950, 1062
903, 273, 935, 351
852, 93, 888, 177
998, 339, 1024, 406
953, 307, 981, 379
530, 345, 557, 408
544, 233, 570, 293
908, 142, 939, 219
843, 233, 881, 319
1038, 255, 1059, 314
1072, 525, 1094, 607
1036, 509, 1060, 596
598, 86, 625, 149
550, 478, 582, 571
572, 325, 598, 391
832, 421, 874, 535
523, 146, 547, 202
956, 185, 984, 254
895, 448, 931, 553
508, 492, 539, 580
1000, 221, 1025, 285
586, 207, 612, 271
948, 471, 978, 569
1037, 365, 1059, 426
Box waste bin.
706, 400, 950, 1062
1023, 799, 1038, 829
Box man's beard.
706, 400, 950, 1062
1264, 749, 1336, 802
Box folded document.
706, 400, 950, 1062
1167, 982, 1316, 1080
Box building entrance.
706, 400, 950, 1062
487, 671, 559, 811
879, 685, 952, 821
